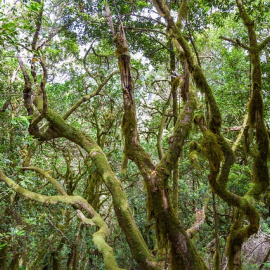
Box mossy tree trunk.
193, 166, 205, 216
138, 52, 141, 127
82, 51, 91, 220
14, 38, 160, 268
0, 169, 123, 270
170, 45, 180, 214
2, 4, 160, 270
8, 255, 20, 270
2, 1, 269, 269
151, 1, 269, 269
225, 1, 270, 269
113, 19, 207, 269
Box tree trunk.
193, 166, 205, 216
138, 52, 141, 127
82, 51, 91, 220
113, 21, 207, 270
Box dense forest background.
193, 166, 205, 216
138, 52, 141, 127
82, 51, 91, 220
0, 0, 270, 269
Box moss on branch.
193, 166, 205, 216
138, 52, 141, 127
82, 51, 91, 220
0, 169, 122, 270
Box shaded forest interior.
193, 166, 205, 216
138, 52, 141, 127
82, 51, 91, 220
0, 0, 270, 269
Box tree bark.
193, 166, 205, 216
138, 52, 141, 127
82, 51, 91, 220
151, 1, 269, 269
113, 21, 207, 270
16, 54, 160, 269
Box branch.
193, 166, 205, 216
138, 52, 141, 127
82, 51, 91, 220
236, 0, 254, 27
0, 170, 93, 214
124, 26, 167, 36
46, 218, 70, 244
22, 166, 66, 195
5, 35, 32, 52
152, 0, 221, 134
17, 56, 31, 84
31, 58, 48, 127
114, 22, 156, 176
157, 89, 197, 176
91, 46, 114, 58
186, 206, 206, 239
105, 5, 115, 36
0, 99, 11, 113
17, 56, 34, 117
39, 103, 160, 269
148, 34, 173, 52
83, 42, 100, 83
63, 70, 119, 120
0, 169, 122, 270
130, 14, 166, 26
232, 113, 248, 152
32, 1, 44, 51
176, 0, 187, 28
258, 35, 270, 51
157, 91, 172, 159
187, 21, 201, 67
219, 36, 250, 51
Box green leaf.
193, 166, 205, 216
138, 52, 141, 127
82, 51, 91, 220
0, 243, 7, 250
1, 22, 16, 30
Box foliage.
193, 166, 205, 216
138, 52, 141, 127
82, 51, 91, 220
0, 0, 270, 269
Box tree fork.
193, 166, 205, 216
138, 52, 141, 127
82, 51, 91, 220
113, 16, 207, 270
224, 1, 270, 269
17, 29, 160, 267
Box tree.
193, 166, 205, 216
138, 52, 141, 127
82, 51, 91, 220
0, 0, 270, 269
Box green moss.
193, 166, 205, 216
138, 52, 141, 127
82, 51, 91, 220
114, 34, 129, 57
177, 0, 188, 23
121, 154, 128, 174
43, 109, 160, 269
189, 150, 201, 170
172, 76, 180, 90
189, 140, 201, 152
145, 186, 170, 250
213, 250, 221, 270
248, 92, 263, 128
247, 91, 269, 197
201, 131, 223, 172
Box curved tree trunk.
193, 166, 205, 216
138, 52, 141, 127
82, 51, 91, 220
16, 46, 160, 269
112, 20, 207, 270
43, 108, 160, 269
151, 1, 269, 269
